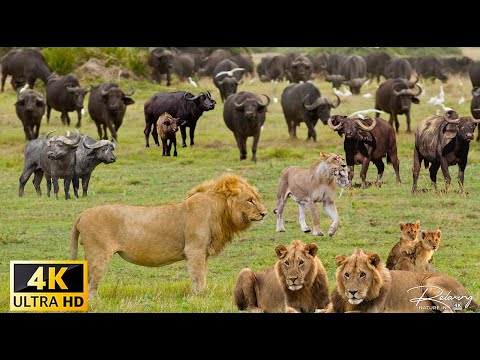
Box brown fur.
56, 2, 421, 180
234, 240, 330, 313
386, 220, 420, 270
325, 249, 477, 313
156, 112, 184, 156
394, 230, 441, 272
70, 173, 267, 299
274, 152, 346, 236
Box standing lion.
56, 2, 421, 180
70, 173, 267, 299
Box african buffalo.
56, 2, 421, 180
212, 59, 243, 102
46, 73, 90, 128
412, 110, 480, 194
375, 78, 422, 133
469, 61, 480, 88
365, 51, 391, 82
384, 58, 413, 80
87, 83, 135, 141
223, 91, 270, 162
471, 87, 480, 140
229, 54, 254, 77
287, 55, 314, 83
415, 56, 448, 83
328, 114, 401, 188
198, 49, 232, 77
148, 48, 174, 86
325, 53, 346, 89
281, 82, 340, 141
342, 55, 367, 94
1, 49, 52, 92
15, 88, 46, 141
144, 91, 216, 148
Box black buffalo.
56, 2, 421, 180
325, 53, 347, 89
287, 55, 314, 83
148, 48, 174, 86
1, 49, 52, 92
229, 54, 254, 77
384, 58, 413, 80
173, 53, 196, 81
46, 73, 90, 128
87, 83, 135, 141
468, 61, 480, 88
375, 78, 422, 133
415, 56, 448, 83
198, 49, 232, 77
212, 59, 243, 102
144, 91, 216, 148
470, 87, 480, 141
442, 56, 472, 77
412, 110, 480, 194
342, 55, 367, 94
281, 82, 340, 141
223, 91, 270, 162
258, 55, 288, 82
328, 115, 401, 188
365, 51, 391, 82
15, 88, 46, 141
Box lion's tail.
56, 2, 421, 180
70, 215, 81, 260
233, 268, 258, 311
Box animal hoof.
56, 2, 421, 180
276, 228, 285, 232
328, 230, 336, 237
182, 144, 187, 148
313, 231, 324, 236
303, 228, 311, 233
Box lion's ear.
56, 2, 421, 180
275, 245, 287, 258
368, 253, 381, 268
319, 152, 329, 161
221, 176, 241, 196
415, 220, 420, 227
335, 255, 346, 266
421, 230, 427, 239
304, 243, 318, 257
435, 229, 442, 238
399, 222, 406, 230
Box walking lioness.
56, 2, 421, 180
274, 152, 348, 236
70, 173, 267, 299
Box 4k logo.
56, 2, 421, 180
10, 261, 88, 311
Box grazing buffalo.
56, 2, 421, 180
325, 53, 346, 89
46, 73, 90, 128
281, 82, 340, 141
257, 56, 272, 81
173, 53, 196, 81
415, 56, 448, 83
442, 56, 472, 77
87, 83, 135, 141
328, 115, 401, 188
229, 54, 254, 77
212, 59, 243, 102
1, 49, 52, 92
223, 91, 270, 162
287, 55, 314, 83
19, 130, 82, 199
384, 58, 413, 80
469, 61, 480, 88
471, 87, 480, 140
198, 49, 232, 77
148, 48, 174, 86
307, 53, 329, 78
258, 55, 288, 82
342, 55, 367, 94
412, 110, 480, 194
365, 51, 391, 82
144, 91, 216, 148
15, 88, 46, 141
375, 78, 422, 133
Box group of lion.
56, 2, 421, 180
234, 221, 478, 313
70, 151, 477, 313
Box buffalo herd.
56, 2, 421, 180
3, 47, 480, 199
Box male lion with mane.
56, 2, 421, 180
274, 152, 348, 236
234, 239, 330, 313
70, 173, 267, 299
323, 249, 478, 313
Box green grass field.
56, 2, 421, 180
1, 59, 480, 313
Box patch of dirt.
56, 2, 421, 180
75, 58, 138, 82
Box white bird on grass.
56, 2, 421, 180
187, 77, 198, 88
333, 87, 352, 97
428, 85, 445, 106
458, 96, 465, 105
362, 93, 372, 98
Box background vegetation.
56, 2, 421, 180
0, 47, 479, 313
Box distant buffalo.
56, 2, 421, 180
15, 88, 46, 140
148, 48, 174, 86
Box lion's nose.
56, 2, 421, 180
349, 290, 358, 296
260, 212, 267, 218
289, 276, 298, 284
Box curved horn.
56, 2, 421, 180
355, 117, 377, 131
45, 130, 56, 146
443, 110, 460, 124
184, 92, 204, 101
330, 94, 341, 108
17, 89, 27, 101
83, 138, 111, 149
411, 83, 422, 97
472, 87, 480, 97
303, 95, 326, 110
407, 74, 419, 87
217, 77, 227, 85
392, 83, 408, 96
57, 129, 82, 145
122, 85, 135, 97
257, 94, 270, 107
65, 83, 79, 93
234, 98, 246, 108
327, 117, 343, 131
100, 86, 112, 96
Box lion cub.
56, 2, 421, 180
394, 229, 441, 272
386, 220, 420, 270
234, 239, 330, 313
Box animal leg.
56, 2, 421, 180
72, 176, 80, 198
46, 105, 51, 124
233, 268, 264, 313
359, 158, 371, 189
152, 127, 160, 147
439, 158, 452, 192
428, 162, 440, 191
275, 190, 288, 232
305, 121, 317, 142
85, 248, 114, 299
251, 131, 261, 162
19, 166, 36, 197
189, 124, 196, 146
46, 174, 52, 197
373, 159, 385, 187
166, 139, 172, 156
33, 170, 44, 197
82, 175, 91, 197
412, 147, 422, 194
173, 138, 178, 156
323, 198, 339, 236
95, 122, 103, 140
105, 121, 117, 142
1, 71, 6, 92
144, 122, 153, 147
65, 112, 71, 127
405, 111, 412, 133
234, 133, 247, 160
457, 160, 467, 193
307, 201, 323, 236
52, 178, 60, 200
388, 148, 401, 184
297, 203, 312, 233
180, 125, 187, 147
185, 251, 207, 293
75, 109, 82, 128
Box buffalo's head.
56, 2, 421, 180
101, 84, 135, 112
327, 115, 377, 140
303, 93, 341, 125
184, 91, 216, 111
44, 129, 81, 159
66, 84, 91, 110
392, 82, 422, 111
15, 89, 45, 112
82, 137, 116, 164
234, 93, 270, 121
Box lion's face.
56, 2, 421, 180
420, 229, 441, 251
233, 185, 267, 223
275, 240, 318, 291
320, 152, 347, 177
400, 220, 420, 241
335, 249, 383, 305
